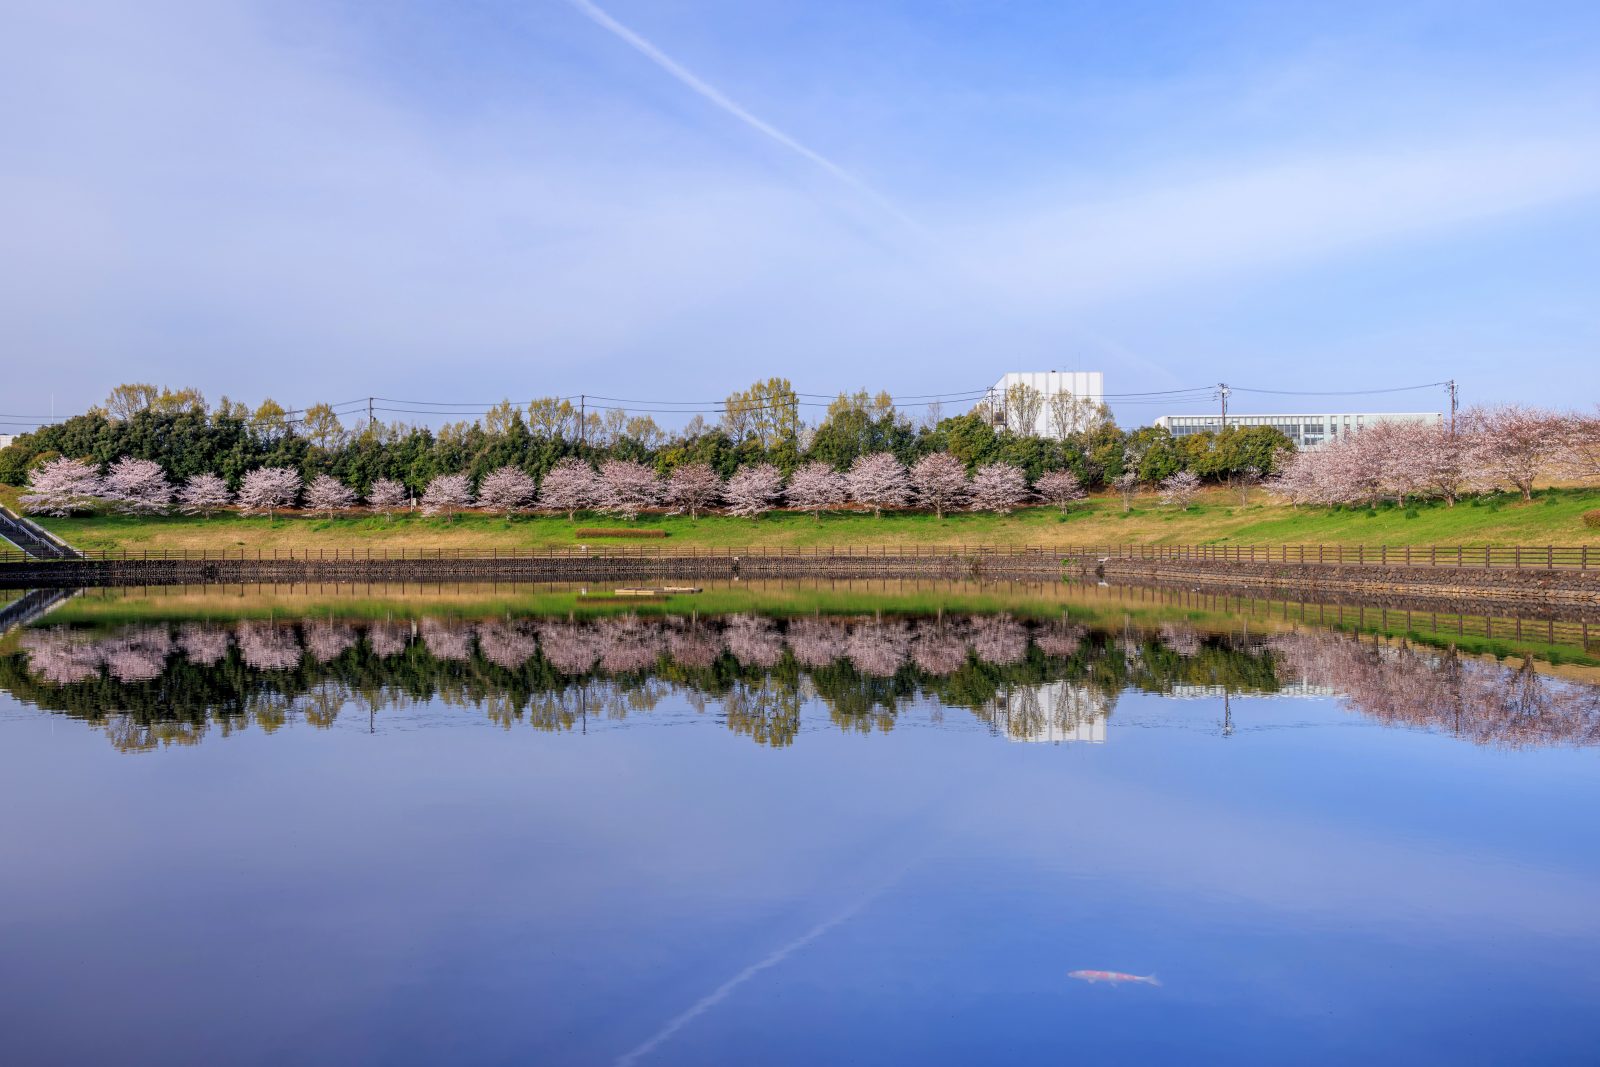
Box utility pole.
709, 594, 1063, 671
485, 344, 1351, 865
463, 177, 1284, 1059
367, 396, 374, 431
1218, 383, 1230, 431
579, 394, 586, 448
1446, 379, 1458, 435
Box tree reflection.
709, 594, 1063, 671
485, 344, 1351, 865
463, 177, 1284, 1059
5, 611, 1598, 754
1270, 629, 1600, 748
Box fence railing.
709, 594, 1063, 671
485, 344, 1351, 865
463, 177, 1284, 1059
1094, 542, 1598, 570
0, 542, 1594, 569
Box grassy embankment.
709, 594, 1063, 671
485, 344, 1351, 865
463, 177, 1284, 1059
3, 484, 1597, 554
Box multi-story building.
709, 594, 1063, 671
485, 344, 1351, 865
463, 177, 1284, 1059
981, 371, 1105, 438
0, 435, 16, 450
1153, 411, 1441, 450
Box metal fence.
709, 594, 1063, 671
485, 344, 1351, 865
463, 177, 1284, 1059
0, 541, 1594, 569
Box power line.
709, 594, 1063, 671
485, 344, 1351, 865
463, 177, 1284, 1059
1228, 381, 1447, 397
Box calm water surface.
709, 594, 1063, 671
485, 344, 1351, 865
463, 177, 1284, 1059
2, 589, 1598, 1065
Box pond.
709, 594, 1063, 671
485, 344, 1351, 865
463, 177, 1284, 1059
2, 583, 1598, 1065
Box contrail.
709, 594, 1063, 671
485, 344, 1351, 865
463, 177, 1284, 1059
612, 896, 873, 1067
567, 0, 916, 228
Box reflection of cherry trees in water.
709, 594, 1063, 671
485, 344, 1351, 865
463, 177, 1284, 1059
1271, 629, 1600, 748
595, 616, 665, 674
304, 621, 357, 664
19, 630, 108, 684
911, 621, 969, 676
104, 628, 173, 683
846, 619, 910, 677
787, 618, 846, 668
969, 615, 1028, 667
177, 623, 229, 666
665, 619, 725, 669
537, 621, 604, 675
725, 615, 784, 669
477, 621, 539, 671
237, 623, 302, 671
1035, 622, 1085, 658
1159, 623, 1202, 659
10, 613, 1600, 753
421, 619, 472, 662
367, 622, 410, 659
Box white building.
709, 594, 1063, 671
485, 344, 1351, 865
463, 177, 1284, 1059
1153, 411, 1441, 450
982, 371, 1105, 438
0, 435, 16, 450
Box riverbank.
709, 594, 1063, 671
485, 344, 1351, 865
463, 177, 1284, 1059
2, 485, 1598, 554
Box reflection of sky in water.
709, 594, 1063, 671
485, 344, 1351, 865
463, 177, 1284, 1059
1, 619, 1599, 1064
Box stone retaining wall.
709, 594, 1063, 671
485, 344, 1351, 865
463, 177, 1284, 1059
0, 551, 1066, 589
1091, 558, 1600, 605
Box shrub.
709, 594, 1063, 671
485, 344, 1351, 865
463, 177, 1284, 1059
1583, 509, 1600, 530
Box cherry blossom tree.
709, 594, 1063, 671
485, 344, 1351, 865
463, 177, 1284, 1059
1465, 404, 1566, 501
1158, 470, 1201, 510
477, 466, 536, 517
1034, 469, 1085, 512
846, 452, 910, 516
1114, 470, 1139, 512
103, 457, 172, 514
598, 459, 660, 519
237, 467, 302, 517
970, 462, 1029, 513
724, 463, 784, 518
19, 457, 102, 516
909, 453, 969, 518
366, 477, 407, 520
1562, 408, 1600, 484
421, 473, 474, 518
177, 472, 232, 517
786, 462, 848, 520
1266, 451, 1319, 507
1410, 422, 1478, 507
665, 462, 722, 518
538, 458, 602, 521
304, 473, 356, 518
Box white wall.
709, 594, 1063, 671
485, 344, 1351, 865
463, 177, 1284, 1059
986, 371, 1105, 438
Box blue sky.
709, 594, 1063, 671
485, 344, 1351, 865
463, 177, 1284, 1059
2, 0, 1597, 429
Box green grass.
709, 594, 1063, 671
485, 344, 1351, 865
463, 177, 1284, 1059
4, 484, 1598, 554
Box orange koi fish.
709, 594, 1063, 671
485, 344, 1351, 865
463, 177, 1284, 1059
1069, 970, 1160, 986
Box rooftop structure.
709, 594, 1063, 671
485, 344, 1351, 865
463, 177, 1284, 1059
1153, 411, 1442, 450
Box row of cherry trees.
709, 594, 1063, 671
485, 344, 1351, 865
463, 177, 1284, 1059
1268, 406, 1599, 507
19, 452, 1093, 519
